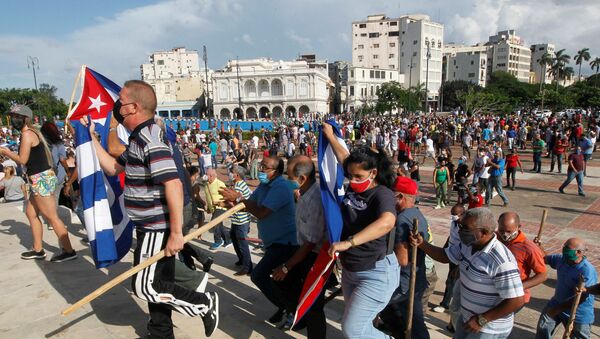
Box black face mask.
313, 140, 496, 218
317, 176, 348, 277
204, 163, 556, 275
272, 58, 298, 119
10, 116, 26, 130
112, 100, 124, 124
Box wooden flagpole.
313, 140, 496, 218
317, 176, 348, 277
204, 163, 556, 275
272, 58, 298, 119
536, 209, 548, 241
61, 202, 246, 316
405, 218, 419, 339
563, 274, 585, 339
64, 65, 85, 134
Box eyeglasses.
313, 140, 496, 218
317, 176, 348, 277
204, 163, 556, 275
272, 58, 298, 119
258, 163, 275, 171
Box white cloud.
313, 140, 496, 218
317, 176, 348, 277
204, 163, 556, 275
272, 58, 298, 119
241, 34, 254, 46
286, 30, 313, 51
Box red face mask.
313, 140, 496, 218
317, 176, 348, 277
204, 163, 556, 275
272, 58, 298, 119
350, 175, 373, 193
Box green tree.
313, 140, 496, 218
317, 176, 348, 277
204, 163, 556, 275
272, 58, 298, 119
439, 80, 482, 111
550, 49, 571, 90
590, 57, 600, 74
538, 52, 554, 91
574, 48, 591, 81
0, 84, 68, 122
457, 87, 509, 115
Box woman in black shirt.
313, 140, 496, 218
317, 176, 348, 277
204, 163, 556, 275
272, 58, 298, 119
322, 123, 399, 339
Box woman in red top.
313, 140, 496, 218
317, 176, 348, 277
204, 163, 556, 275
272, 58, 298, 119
550, 135, 567, 173
504, 148, 524, 190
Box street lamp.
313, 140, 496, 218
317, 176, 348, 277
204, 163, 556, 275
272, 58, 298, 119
425, 42, 431, 112
27, 56, 39, 90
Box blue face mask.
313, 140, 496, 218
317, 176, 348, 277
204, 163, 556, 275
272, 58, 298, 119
257, 171, 270, 184
287, 179, 300, 190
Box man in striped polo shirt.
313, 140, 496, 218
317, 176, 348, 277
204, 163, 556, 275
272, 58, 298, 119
228, 165, 253, 276
411, 207, 524, 338
83, 80, 218, 338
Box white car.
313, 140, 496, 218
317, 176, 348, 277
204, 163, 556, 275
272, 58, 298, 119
534, 109, 552, 118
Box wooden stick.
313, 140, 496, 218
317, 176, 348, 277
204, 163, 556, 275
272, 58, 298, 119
61, 203, 245, 316
405, 218, 419, 339
563, 274, 585, 339
64, 65, 85, 133
536, 209, 548, 241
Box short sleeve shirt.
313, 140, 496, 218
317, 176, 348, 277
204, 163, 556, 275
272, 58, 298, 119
395, 207, 431, 294
503, 231, 546, 303
296, 182, 327, 253
249, 175, 297, 248
116, 119, 180, 231
340, 185, 396, 272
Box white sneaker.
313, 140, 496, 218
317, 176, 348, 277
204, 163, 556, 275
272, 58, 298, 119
434, 205, 441, 210
195, 272, 209, 293
432, 306, 446, 313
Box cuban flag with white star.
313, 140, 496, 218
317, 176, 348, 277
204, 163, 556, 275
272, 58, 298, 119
68, 67, 133, 268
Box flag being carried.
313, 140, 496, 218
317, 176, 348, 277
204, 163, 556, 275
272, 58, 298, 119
68, 66, 133, 268
293, 118, 347, 324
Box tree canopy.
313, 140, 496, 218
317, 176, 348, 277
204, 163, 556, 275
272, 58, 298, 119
0, 84, 68, 122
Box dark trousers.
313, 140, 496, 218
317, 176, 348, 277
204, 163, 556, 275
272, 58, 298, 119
533, 152, 542, 172
550, 152, 563, 172
212, 208, 231, 244
380, 288, 430, 339
506, 167, 517, 188
132, 230, 210, 339
230, 222, 252, 271
281, 251, 327, 339
251, 243, 298, 310
440, 266, 459, 308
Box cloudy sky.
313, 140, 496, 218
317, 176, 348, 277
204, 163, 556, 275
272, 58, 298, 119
1, 0, 599, 100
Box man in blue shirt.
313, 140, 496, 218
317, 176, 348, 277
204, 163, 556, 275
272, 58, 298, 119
578, 134, 594, 176
220, 155, 298, 324
485, 149, 509, 207
535, 237, 598, 339
208, 138, 218, 169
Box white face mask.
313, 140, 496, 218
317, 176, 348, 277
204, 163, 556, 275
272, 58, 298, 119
451, 215, 460, 222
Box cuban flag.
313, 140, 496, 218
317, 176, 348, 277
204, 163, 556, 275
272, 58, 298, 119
68, 66, 133, 268
293, 119, 347, 325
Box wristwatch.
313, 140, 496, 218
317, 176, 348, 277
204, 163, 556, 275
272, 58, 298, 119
281, 264, 289, 274
477, 314, 489, 327
347, 236, 357, 247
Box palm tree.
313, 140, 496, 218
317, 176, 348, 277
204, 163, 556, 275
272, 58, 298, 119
591, 57, 600, 74
551, 49, 571, 90
538, 52, 554, 91
575, 48, 591, 81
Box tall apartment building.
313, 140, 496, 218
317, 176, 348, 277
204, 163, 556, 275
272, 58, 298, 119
485, 30, 532, 83
530, 43, 555, 84
141, 47, 210, 104
351, 14, 444, 107
443, 44, 488, 87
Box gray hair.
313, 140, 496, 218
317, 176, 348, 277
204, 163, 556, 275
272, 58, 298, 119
232, 165, 247, 178
293, 160, 315, 180
464, 207, 496, 233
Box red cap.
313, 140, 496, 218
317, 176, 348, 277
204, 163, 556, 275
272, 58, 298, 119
393, 176, 418, 195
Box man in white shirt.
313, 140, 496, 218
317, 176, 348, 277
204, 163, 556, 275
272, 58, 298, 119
422, 137, 436, 165
252, 135, 259, 149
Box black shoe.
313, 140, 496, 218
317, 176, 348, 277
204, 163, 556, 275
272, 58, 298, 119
559, 188, 565, 194
267, 308, 285, 324
234, 268, 250, 276
21, 249, 46, 260
203, 257, 214, 273
50, 250, 77, 262
183, 253, 196, 271
234, 261, 242, 266
579, 193, 586, 197
201, 292, 219, 337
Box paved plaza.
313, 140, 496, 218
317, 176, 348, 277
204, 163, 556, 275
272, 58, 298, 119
0, 147, 599, 338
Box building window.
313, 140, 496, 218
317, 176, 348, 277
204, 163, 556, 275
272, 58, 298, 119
362, 70, 365, 78
390, 65, 395, 69
375, 71, 380, 79
373, 54, 379, 59
358, 44, 364, 49
468, 73, 475, 78
413, 40, 418, 45
370, 70, 374, 78
157, 60, 164, 65
471, 60, 474, 65
299, 80, 308, 97
413, 51, 417, 57
390, 21, 398, 26
350, 70, 354, 78
389, 31, 399, 37
389, 54, 395, 58
373, 66, 379, 69
373, 43, 379, 48
382, 72, 386, 79
369, 32, 380, 38
370, 86, 374, 96
359, 23, 366, 28
389, 42, 396, 47
360, 33, 367, 37
358, 55, 364, 62
453, 60, 456, 65
350, 86, 354, 96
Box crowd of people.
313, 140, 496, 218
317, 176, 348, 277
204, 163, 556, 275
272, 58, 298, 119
1, 79, 599, 339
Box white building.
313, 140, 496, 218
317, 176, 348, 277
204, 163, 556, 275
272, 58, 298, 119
141, 47, 211, 104
530, 43, 555, 84
443, 44, 488, 87
351, 14, 444, 108
212, 58, 331, 120
486, 30, 532, 83
346, 67, 403, 112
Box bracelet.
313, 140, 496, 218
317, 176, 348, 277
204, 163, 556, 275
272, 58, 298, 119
348, 236, 357, 247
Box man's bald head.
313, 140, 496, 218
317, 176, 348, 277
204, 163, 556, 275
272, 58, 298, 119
565, 237, 585, 251
450, 203, 465, 217
288, 155, 315, 181
206, 168, 217, 182
498, 211, 521, 234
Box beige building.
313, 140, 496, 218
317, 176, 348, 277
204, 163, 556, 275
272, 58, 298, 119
486, 30, 532, 83
443, 44, 488, 87
351, 14, 444, 107
347, 66, 404, 112
141, 47, 211, 104
530, 43, 555, 84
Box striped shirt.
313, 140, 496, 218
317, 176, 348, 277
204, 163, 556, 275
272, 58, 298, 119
117, 119, 180, 231
446, 234, 524, 334
231, 180, 251, 225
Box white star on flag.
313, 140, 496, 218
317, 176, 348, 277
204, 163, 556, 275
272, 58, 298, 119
88, 94, 107, 113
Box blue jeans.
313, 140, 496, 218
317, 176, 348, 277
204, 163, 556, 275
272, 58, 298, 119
211, 155, 217, 169
535, 308, 591, 339
230, 222, 252, 271
533, 152, 542, 172
559, 171, 585, 195
486, 175, 508, 204
454, 315, 511, 339
341, 254, 399, 339
251, 243, 298, 310
220, 151, 227, 164
211, 208, 231, 244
